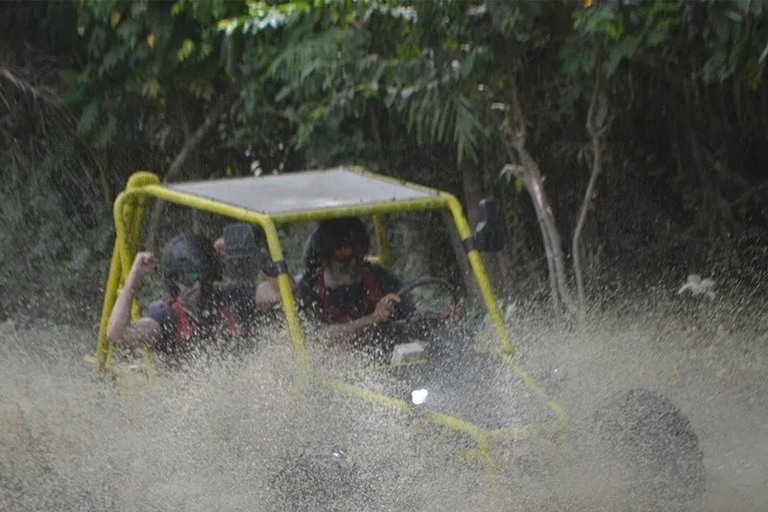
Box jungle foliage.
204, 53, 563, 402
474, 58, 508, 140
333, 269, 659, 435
2, 0, 767, 321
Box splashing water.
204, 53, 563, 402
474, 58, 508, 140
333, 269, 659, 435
1, 300, 767, 512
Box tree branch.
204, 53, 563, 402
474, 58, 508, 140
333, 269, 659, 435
733, 179, 768, 206
145, 91, 240, 252
573, 50, 611, 318
370, 107, 388, 173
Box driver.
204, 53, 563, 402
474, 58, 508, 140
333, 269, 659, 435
295, 217, 413, 347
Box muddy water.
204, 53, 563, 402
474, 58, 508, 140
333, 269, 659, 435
509, 301, 768, 512
1, 301, 766, 511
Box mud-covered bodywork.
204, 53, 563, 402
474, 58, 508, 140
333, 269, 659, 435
313, 321, 569, 483
344, 335, 558, 430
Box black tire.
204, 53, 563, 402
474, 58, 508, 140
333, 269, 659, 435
269, 447, 372, 512
590, 388, 706, 512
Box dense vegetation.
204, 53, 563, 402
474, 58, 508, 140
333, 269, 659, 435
2, 0, 767, 322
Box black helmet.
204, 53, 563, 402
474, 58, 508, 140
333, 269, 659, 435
303, 217, 370, 275
161, 232, 221, 296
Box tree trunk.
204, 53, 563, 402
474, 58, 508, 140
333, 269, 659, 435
573, 60, 611, 318
370, 107, 389, 173
573, 136, 601, 317
514, 146, 575, 315
503, 78, 574, 316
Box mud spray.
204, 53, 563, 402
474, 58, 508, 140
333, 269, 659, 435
1, 299, 766, 512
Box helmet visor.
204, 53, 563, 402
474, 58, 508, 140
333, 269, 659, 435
331, 245, 367, 262
180, 269, 202, 286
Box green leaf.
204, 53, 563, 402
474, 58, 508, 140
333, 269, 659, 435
77, 99, 100, 136
96, 115, 117, 149
453, 96, 483, 165
559, 38, 595, 76
101, 47, 125, 73
435, 98, 452, 142
141, 79, 161, 98
177, 38, 196, 61
605, 36, 640, 76
59, 70, 81, 89
310, 105, 325, 121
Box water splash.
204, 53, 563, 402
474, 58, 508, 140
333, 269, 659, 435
1, 302, 767, 512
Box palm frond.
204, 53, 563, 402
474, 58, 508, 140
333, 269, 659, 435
405, 85, 486, 165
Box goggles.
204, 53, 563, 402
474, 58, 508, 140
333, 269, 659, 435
180, 269, 202, 286
330, 245, 367, 262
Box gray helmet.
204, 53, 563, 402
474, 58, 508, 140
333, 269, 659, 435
161, 232, 221, 296
221, 223, 278, 280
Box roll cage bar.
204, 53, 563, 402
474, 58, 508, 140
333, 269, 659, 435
94, 167, 514, 373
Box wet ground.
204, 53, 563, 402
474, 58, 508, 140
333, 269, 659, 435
1, 298, 766, 511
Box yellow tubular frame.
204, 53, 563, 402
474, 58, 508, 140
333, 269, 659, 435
94, 169, 568, 472
372, 214, 390, 267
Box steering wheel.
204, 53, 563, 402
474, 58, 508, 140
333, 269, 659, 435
395, 277, 458, 300
387, 277, 462, 334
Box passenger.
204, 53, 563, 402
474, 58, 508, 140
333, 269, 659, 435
294, 217, 413, 347
213, 223, 289, 316
106, 232, 276, 360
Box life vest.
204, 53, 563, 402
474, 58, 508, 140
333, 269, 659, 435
163, 298, 241, 354
312, 268, 385, 323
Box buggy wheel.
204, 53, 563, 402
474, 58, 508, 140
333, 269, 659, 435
589, 388, 706, 512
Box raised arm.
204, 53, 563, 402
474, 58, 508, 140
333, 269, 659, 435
106, 252, 163, 348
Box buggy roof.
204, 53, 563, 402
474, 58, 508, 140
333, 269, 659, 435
167, 167, 438, 215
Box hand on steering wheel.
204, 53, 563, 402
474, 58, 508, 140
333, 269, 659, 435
357, 278, 463, 362
442, 296, 465, 321
393, 277, 463, 326
372, 294, 400, 324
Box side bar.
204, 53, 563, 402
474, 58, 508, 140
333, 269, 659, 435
442, 192, 515, 357
94, 172, 160, 373
372, 214, 390, 267
94, 244, 123, 373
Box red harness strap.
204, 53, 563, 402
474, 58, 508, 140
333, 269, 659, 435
165, 298, 240, 352
222, 307, 242, 336
312, 268, 385, 323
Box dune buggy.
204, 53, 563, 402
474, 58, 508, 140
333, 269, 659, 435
93, 167, 704, 510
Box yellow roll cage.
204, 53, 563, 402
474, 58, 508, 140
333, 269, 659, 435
94, 166, 568, 474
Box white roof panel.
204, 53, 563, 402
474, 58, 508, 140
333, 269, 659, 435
167, 167, 437, 214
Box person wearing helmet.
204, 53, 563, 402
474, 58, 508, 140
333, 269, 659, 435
295, 217, 413, 347
213, 222, 289, 316
106, 232, 275, 359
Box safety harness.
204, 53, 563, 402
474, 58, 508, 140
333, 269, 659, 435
312, 268, 384, 323
163, 298, 241, 354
